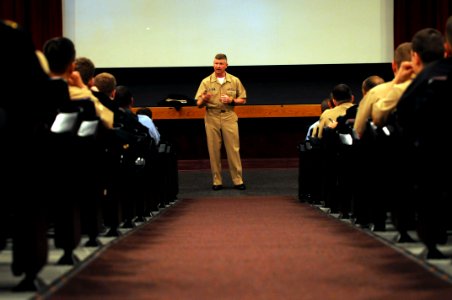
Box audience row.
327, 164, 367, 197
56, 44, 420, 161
302, 17, 452, 260
0, 19, 177, 292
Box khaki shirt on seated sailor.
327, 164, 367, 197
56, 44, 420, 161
313, 84, 354, 139
353, 42, 412, 138
371, 28, 445, 127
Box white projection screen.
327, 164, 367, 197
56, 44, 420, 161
63, 0, 394, 68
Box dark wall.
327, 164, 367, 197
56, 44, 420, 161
129, 63, 392, 161
98, 63, 393, 107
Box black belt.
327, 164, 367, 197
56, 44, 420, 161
207, 107, 226, 113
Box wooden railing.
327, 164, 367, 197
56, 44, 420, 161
132, 104, 320, 160
133, 104, 321, 120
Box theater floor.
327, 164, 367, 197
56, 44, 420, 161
0, 167, 451, 299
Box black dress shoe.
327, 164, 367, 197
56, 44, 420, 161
234, 184, 246, 190
212, 185, 223, 191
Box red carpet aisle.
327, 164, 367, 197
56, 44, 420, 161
43, 196, 452, 300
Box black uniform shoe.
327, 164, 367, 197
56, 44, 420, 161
234, 184, 246, 190
212, 185, 223, 191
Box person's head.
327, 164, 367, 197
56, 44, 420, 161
213, 53, 228, 77
320, 97, 334, 113
361, 75, 384, 96
411, 28, 444, 73
331, 84, 354, 105
114, 85, 134, 108
392, 42, 412, 74
94, 72, 117, 99
445, 15, 452, 57
43, 36, 76, 77
75, 57, 95, 87
136, 107, 153, 119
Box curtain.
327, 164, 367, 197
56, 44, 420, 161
0, 0, 62, 50
394, 0, 452, 48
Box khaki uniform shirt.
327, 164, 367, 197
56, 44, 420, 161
315, 102, 354, 138
353, 81, 394, 138
371, 79, 412, 127
69, 85, 114, 129
195, 73, 247, 111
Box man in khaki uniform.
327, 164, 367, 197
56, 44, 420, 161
371, 28, 444, 127
353, 42, 412, 138
195, 53, 247, 191
313, 83, 355, 139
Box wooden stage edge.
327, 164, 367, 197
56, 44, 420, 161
133, 104, 321, 120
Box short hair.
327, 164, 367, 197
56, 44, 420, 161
94, 72, 116, 96
446, 15, 452, 46
75, 57, 95, 85
411, 28, 444, 64
393, 42, 412, 68
43, 37, 76, 74
320, 98, 333, 112
136, 107, 153, 119
114, 85, 133, 108
362, 75, 384, 95
215, 53, 227, 61
332, 84, 353, 102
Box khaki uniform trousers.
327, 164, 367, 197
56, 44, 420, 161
204, 108, 243, 186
